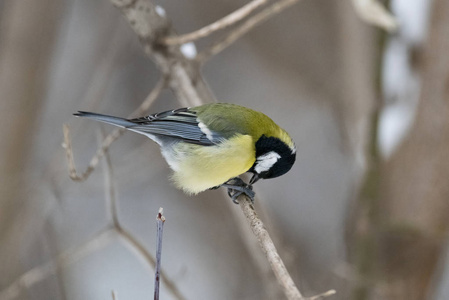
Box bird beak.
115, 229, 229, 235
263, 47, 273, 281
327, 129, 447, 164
249, 173, 259, 185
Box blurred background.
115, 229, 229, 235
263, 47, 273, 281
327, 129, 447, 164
1, 0, 448, 299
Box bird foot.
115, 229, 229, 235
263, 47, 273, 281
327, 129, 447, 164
221, 177, 255, 204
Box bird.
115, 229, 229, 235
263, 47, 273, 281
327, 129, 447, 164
74, 103, 296, 203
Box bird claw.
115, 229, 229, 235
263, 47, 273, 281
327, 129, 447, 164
221, 178, 255, 204
228, 189, 243, 204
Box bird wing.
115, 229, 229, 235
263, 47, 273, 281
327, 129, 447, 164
127, 108, 221, 146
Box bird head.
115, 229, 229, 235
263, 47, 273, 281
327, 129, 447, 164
249, 135, 296, 184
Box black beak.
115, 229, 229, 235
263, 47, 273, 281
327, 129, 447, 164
249, 173, 259, 185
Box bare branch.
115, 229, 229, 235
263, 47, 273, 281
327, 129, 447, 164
0, 227, 184, 300
154, 208, 166, 300
0, 229, 116, 300
110, 0, 169, 41
196, 0, 300, 63
62, 124, 123, 181
63, 77, 166, 182
161, 0, 268, 45
237, 195, 336, 300
100, 128, 120, 228
62, 124, 81, 181
237, 195, 302, 299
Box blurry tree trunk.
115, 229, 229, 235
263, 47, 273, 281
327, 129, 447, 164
336, 0, 377, 172
0, 0, 62, 240
375, 0, 449, 298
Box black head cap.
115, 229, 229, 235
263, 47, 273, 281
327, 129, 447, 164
249, 135, 296, 182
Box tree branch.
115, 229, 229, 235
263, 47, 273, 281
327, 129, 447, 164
154, 208, 165, 300
237, 195, 336, 300
161, 0, 268, 45
110, 0, 216, 106
196, 0, 300, 63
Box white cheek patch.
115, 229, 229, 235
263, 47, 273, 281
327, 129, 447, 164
198, 122, 214, 141
255, 151, 281, 174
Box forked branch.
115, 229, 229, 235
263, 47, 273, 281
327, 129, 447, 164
161, 0, 268, 45
196, 0, 301, 63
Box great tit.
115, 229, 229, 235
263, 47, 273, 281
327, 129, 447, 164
74, 103, 296, 203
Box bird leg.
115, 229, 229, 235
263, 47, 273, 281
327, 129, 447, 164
220, 177, 255, 204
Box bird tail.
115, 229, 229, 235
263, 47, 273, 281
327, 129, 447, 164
74, 111, 135, 128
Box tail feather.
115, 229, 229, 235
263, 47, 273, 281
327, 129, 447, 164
74, 111, 135, 128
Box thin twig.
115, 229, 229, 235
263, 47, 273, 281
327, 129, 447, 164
62, 77, 166, 182
111, 290, 118, 300
100, 127, 120, 228
196, 0, 300, 63
154, 208, 166, 300
237, 195, 336, 300
161, 0, 268, 45
114, 221, 186, 300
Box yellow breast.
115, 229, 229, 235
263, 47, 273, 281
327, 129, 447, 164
171, 134, 255, 194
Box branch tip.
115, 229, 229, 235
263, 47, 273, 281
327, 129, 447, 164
306, 289, 336, 300
157, 207, 165, 222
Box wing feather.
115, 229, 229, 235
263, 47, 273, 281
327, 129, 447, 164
128, 108, 219, 145
75, 107, 222, 146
